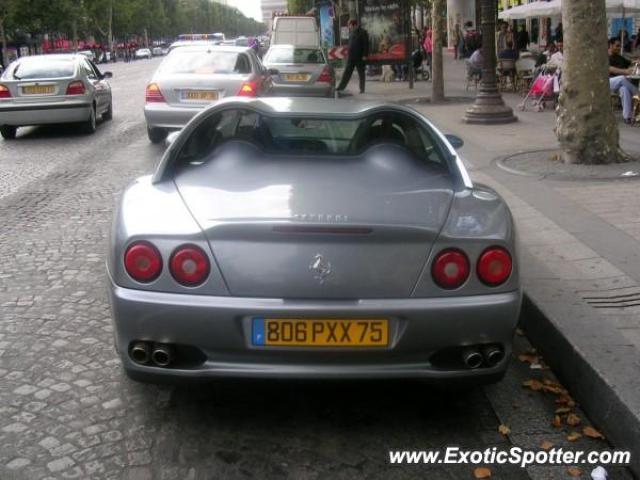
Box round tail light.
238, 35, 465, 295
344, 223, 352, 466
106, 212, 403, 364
170, 245, 210, 286
477, 247, 512, 286
124, 241, 162, 282
432, 249, 470, 289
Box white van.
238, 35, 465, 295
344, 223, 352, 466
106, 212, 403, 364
272, 16, 319, 47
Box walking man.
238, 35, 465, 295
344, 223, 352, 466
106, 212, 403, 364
337, 19, 369, 94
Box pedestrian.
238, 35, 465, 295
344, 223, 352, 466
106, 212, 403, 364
452, 24, 464, 60
423, 27, 433, 73
336, 19, 369, 94
554, 22, 563, 43
516, 24, 530, 52
608, 37, 638, 124
496, 22, 510, 54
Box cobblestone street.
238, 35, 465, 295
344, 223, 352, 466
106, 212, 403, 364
0, 59, 632, 480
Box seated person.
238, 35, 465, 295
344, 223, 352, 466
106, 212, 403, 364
547, 41, 564, 69
608, 37, 638, 124
498, 40, 518, 61
468, 47, 483, 77
536, 42, 556, 67
498, 40, 518, 80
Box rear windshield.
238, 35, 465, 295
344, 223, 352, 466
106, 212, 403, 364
175, 108, 447, 170
158, 50, 251, 75
265, 48, 324, 64
8, 58, 75, 80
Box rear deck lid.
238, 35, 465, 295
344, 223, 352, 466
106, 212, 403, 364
174, 143, 455, 299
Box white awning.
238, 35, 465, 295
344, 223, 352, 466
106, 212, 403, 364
499, 0, 640, 20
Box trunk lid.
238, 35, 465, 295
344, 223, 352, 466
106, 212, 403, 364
174, 145, 454, 298
156, 73, 252, 107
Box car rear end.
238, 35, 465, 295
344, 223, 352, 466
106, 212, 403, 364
144, 47, 264, 141
110, 102, 520, 383
264, 46, 335, 97
0, 56, 92, 130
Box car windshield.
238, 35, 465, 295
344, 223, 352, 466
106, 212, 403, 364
9, 58, 75, 80
265, 48, 324, 64
174, 108, 447, 170
158, 50, 251, 75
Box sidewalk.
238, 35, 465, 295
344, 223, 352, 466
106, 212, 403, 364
338, 55, 640, 476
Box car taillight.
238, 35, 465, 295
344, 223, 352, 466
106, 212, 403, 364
0, 85, 11, 98
317, 66, 333, 83
65, 80, 85, 95
432, 249, 470, 289
145, 83, 165, 103
238, 81, 258, 97
477, 247, 512, 286
124, 241, 163, 283
170, 245, 210, 286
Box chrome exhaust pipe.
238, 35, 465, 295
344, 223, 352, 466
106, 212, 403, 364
130, 342, 150, 364
462, 348, 483, 369
151, 344, 174, 367
483, 346, 504, 367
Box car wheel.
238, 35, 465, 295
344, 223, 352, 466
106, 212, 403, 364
0, 125, 17, 140
83, 105, 97, 134
147, 126, 168, 144
102, 102, 113, 121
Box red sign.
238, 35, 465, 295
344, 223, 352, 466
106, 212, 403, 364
328, 46, 348, 60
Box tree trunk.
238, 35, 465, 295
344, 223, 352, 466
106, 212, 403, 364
431, 0, 445, 102
107, 0, 113, 56
72, 17, 78, 52
555, 0, 627, 164
0, 18, 8, 68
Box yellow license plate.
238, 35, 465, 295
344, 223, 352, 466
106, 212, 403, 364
252, 318, 389, 347
23, 85, 54, 95
184, 90, 218, 101
284, 74, 310, 82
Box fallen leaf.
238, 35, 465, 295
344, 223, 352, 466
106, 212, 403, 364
512, 402, 519, 409
516, 328, 524, 336
474, 467, 492, 479
555, 407, 571, 414
551, 415, 563, 428
498, 424, 511, 436
567, 466, 582, 477
518, 353, 538, 364
583, 426, 605, 439
543, 384, 566, 395
540, 441, 554, 450
566, 413, 581, 427
567, 432, 582, 441
523, 379, 544, 391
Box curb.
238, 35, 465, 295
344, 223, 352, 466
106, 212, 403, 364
521, 292, 640, 477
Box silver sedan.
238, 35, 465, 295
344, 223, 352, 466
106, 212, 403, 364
108, 97, 521, 385
144, 45, 274, 143
263, 45, 335, 97
0, 54, 113, 139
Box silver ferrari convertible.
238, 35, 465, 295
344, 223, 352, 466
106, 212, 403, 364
108, 97, 521, 384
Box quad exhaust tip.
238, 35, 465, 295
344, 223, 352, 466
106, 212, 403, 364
151, 344, 174, 367
130, 342, 150, 364
462, 348, 483, 369
483, 346, 505, 367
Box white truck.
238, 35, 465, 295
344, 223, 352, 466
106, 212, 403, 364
271, 15, 320, 47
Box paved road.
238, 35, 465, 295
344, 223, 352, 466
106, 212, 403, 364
0, 59, 628, 480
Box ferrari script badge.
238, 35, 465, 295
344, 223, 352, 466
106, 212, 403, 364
309, 254, 332, 284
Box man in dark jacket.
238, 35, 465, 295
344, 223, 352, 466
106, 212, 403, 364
337, 19, 369, 94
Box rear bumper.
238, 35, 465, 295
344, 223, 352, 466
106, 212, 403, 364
144, 102, 206, 130
0, 102, 91, 126
108, 273, 522, 382
271, 83, 334, 97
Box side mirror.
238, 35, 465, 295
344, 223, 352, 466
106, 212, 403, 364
445, 134, 464, 150
268, 68, 279, 76
102, 71, 113, 79
165, 131, 180, 148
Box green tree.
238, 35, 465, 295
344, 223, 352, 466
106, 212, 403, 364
287, 0, 313, 15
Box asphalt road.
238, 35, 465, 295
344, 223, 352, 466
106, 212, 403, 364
0, 58, 630, 480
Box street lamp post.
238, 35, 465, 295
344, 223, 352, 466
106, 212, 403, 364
463, 0, 517, 124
